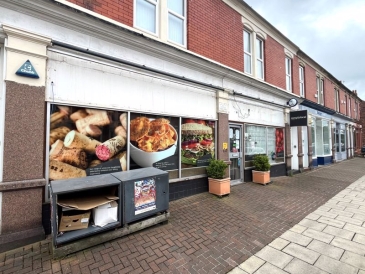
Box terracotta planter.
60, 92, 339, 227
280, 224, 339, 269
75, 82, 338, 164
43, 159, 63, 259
252, 170, 271, 185
208, 177, 230, 196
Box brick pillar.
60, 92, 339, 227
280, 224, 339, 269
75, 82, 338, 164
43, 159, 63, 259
285, 123, 292, 175
0, 25, 51, 252
217, 90, 230, 178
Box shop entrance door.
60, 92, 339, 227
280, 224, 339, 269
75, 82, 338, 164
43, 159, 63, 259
302, 126, 308, 168
291, 127, 299, 170
229, 125, 243, 185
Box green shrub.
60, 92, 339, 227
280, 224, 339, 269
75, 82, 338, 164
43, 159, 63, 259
252, 154, 271, 171
206, 159, 228, 179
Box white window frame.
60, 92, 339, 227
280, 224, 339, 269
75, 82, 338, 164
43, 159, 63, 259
134, 0, 159, 36
244, 30, 252, 75
255, 37, 264, 79
316, 76, 324, 105
285, 57, 292, 92
134, 0, 187, 47
348, 97, 352, 117
299, 66, 305, 97
335, 88, 339, 112
166, 0, 186, 46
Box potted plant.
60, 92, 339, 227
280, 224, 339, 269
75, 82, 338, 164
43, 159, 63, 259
206, 158, 230, 196
252, 154, 271, 185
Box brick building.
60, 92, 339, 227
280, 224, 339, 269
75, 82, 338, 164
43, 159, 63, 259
0, 0, 362, 252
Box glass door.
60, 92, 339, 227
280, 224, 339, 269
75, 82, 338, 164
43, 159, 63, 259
229, 125, 243, 184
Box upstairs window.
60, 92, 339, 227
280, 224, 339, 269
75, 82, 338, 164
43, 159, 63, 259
167, 0, 185, 45
136, 0, 157, 34
285, 57, 292, 91
299, 66, 305, 97
135, 0, 186, 46
255, 37, 264, 79
335, 88, 340, 112
345, 95, 348, 115
348, 97, 352, 117
316, 77, 324, 105
244, 30, 265, 79
244, 30, 252, 74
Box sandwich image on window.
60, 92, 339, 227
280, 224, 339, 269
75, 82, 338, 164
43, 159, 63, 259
181, 120, 215, 167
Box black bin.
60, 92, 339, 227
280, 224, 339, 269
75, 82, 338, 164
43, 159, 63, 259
50, 174, 122, 246
112, 167, 169, 224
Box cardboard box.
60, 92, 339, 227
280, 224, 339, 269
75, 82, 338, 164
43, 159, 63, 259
57, 194, 119, 211
59, 210, 90, 232
57, 192, 119, 231
92, 201, 118, 227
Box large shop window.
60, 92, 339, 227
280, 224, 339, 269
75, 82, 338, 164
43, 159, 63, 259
244, 125, 285, 167
48, 105, 215, 182
315, 119, 331, 156
311, 121, 316, 158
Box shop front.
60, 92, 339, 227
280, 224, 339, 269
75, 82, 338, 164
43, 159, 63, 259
46, 47, 220, 201
227, 91, 289, 183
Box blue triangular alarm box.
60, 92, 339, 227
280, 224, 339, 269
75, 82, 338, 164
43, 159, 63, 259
16, 60, 39, 79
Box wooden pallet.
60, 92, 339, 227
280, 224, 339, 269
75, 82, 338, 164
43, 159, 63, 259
52, 211, 169, 259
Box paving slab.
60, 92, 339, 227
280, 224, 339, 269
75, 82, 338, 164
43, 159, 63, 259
255, 262, 288, 274
238, 256, 265, 274
322, 225, 355, 240
314, 255, 358, 274
331, 237, 365, 256
268, 238, 290, 251
284, 258, 328, 274
302, 228, 334, 244
340, 250, 365, 270
307, 239, 344, 260
255, 246, 293, 269
282, 243, 320, 264
298, 219, 327, 232
280, 231, 312, 247
353, 234, 365, 245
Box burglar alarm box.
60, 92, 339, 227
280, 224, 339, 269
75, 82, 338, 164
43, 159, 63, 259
111, 167, 169, 224
50, 174, 122, 247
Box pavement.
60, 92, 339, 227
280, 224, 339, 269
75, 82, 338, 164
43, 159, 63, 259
1, 158, 365, 274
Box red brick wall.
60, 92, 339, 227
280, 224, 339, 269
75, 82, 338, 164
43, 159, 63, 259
187, 0, 243, 71
264, 36, 286, 89
304, 64, 317, 103
324, 78, 335, 110
66, 0, 133, 26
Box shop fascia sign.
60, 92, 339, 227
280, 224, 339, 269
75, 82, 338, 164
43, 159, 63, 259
290, 110, 308, 127
15, 60, 39, 79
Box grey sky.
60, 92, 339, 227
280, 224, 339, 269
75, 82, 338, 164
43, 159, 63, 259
243, 0, 365, 100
